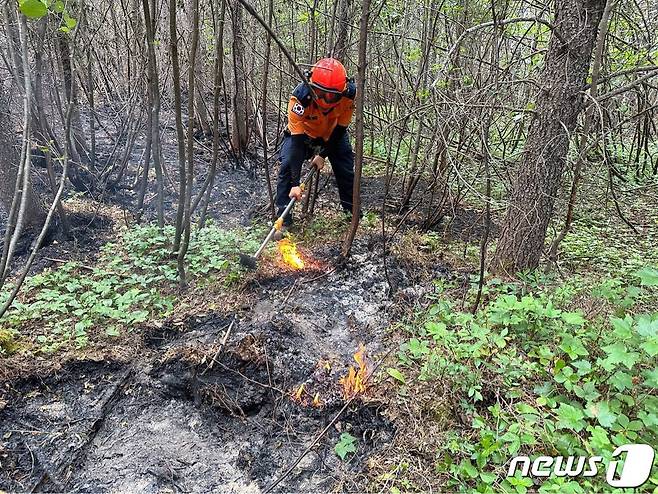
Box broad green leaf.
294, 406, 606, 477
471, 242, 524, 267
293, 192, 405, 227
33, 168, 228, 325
643, 337, 658, 357
334, 432, 356, 460
425, 321, 448, 340
460, 459, 478, 479
573, 381, 600, 402
562, 312, 585, 326
643, 368, 658, 388
588, 425, 611, 450
556, 403, 586, 432
64, 13, 76, 28
479, 471, 496, 484
19, 0, 47, 18
610, 315, 633, 339
636, 315, 658, 338
559, 335, 589, 359
599, 342, 639, 371
386, 367, 406, 384
516, 403, 539, 415
635, 266, 658, 286
572, 359, 592, 376
609, 371, 633, 392
586, 401, 617, 427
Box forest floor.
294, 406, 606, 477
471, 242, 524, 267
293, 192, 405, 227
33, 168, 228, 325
0, 116, 484, 492
2, 106, 657, 492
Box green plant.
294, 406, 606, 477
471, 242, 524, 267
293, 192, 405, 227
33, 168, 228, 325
0, 328, 17, 355
0, 223, 260, 356
335, 432, 357, 461
390, 272, 658, 492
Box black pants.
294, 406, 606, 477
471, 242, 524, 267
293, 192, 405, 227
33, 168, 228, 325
276, 132, 355, 226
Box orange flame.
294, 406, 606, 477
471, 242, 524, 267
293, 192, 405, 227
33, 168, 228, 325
317, 359, 332, 373
339, 344, 371, 399
278, 239, 305, 270
293, 383, 305, 402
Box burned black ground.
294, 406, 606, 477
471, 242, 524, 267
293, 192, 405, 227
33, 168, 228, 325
1, 228, 447, 492
0, 106, 473, 491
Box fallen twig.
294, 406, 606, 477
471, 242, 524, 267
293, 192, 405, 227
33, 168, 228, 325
202, 316, 236, 374
43, 258, 95, 271
282, 279, 299, 305
29, 368, 133, 491
301, 266, 337, 284
264, 346, 394, 493
214, 360, 287, 395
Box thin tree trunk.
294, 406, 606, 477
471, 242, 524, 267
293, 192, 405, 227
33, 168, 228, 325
229, 0, 249, 155
177, 0, 200, 287
261, 0, 275, 217
171, 0, 188, 250
341, 0, 370, 257
331, 0, 352, 60
137, 0, 165, 227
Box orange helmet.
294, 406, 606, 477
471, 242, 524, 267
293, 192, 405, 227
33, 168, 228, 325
309, 58, 347, 108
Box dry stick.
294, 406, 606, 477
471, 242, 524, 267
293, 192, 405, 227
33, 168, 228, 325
215, 360, 286, 395
264, 398, 355, 494
30, 368, 133, 492
282, 279, 299, 305
264, 346, 394, 493
202, 317, 237, 374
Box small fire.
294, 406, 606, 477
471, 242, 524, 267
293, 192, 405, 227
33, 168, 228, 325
339, 344, 371, 400
277, 238, 305, 270
293, 383, 305, 402
291, 383, 324, 408
317, 359, 332, 373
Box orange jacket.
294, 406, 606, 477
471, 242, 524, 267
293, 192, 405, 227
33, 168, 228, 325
287, 85, 355, 141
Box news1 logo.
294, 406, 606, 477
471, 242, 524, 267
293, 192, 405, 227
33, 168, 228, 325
507, 444, 655, 488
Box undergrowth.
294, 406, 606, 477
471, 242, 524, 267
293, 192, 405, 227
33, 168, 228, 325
0, 222, 259, 356
377, 264, 658, 493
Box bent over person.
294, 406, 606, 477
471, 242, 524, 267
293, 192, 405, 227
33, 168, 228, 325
274, 57, 357, 238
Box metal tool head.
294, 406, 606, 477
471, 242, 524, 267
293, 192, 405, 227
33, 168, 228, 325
239, 253, 258, 270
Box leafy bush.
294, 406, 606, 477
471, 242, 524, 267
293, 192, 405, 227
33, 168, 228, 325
390, 272, 658, 493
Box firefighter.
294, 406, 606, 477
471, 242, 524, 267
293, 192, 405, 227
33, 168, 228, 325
274, 57, 357, 239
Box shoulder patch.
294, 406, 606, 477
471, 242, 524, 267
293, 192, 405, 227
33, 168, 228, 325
292, 83, 313, 107
291, 102, 305, 116
344, 79, 357, 100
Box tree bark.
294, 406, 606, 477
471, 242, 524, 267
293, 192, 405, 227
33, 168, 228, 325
341, 0, 370, 257
491, 0, 606, 274
171, 0, 188, 250
331, 0, 352, 60
229, 0, 249, 155
0, 69, 45, 230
